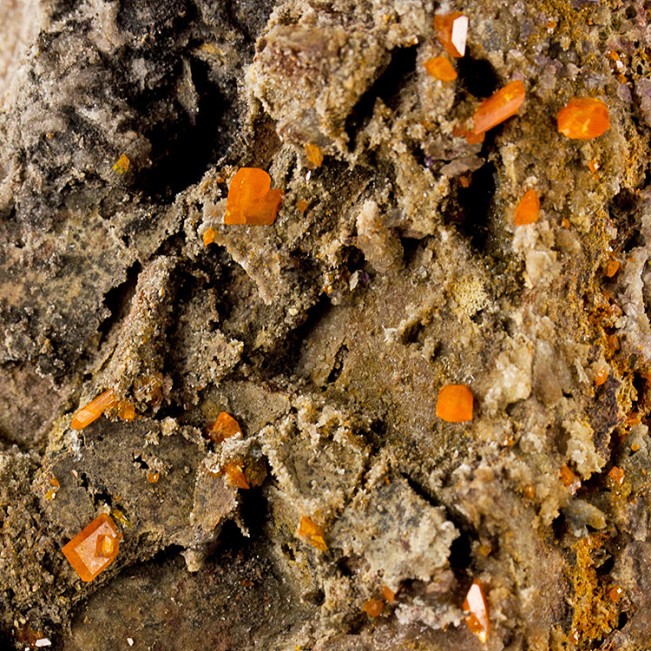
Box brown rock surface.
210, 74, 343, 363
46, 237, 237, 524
0, 0, 649, 649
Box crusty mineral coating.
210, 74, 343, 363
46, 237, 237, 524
0, 0, 650, 649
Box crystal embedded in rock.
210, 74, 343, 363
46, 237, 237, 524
434, 12, 468, 58
472, 80, 525, 135
436, 384, 474, 422
514, 189, 540, 226
424, 56, 458, 82
224, 168, 283, 225
463, 580, 489, 643
62, 514, 121, 582
71, 389, 118, 430
557, 98, 610, 140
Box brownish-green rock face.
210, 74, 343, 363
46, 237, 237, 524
0, 0, 650, 649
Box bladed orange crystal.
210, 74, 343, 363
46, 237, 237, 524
436, 384, 474, 422
62, 514, 121, 582
557, 98, 610, 140
71, 389, 118, 430
434, 12, 469, 58
224, 168, 283, 225
464, 580, 489, 643
472, 80, 525, 135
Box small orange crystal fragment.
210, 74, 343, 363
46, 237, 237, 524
146, 471, 160, 484
472, 80, 526, 135
62, 514, 121, 582
207, 411, 242, 443
436, 384, 474, 422
594, 368, 609, 386
557, 98, 610, 140
112, 153, 130, 175
362, 598, 384, 618
424, 56, 458, 82
297, 515, 328, 551
463, 580, 489, 644
608, 466, 625, 485
296, 199, 310, 213
202, 226, 216, 246
560, 465, 580, 492
588, 159, 600, 174
224, 168, 283, 225
117, 400, 135, 421
514, 189, 540, 226
605, 258, 620, 278
71, 389, 118, 430
609, 585, 624, 603
304, 143, 324, 168
224, 460, 250, 489
381, 585, 396, 603
434, 12, 469, 58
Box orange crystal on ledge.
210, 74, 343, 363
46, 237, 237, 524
464, 580, 489, 643
514, 189, 540, 226
424, 56, 458, 82
62, 514, 121, 582
297, 515, 328, 551
557, 98, 610, 140
436, 384, 474, 423
207, 411, 242, 443
434, 12, 469, 58
71, 389, 118, 430
224, 167, 283, 225
472, 80, 526, 135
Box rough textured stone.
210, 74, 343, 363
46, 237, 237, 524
0, 0, 650, 649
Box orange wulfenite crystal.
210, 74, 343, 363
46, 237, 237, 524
452, 124, 485, 144
608, 466, 625, 486
362, 598, 384, 618
62, 514, 121, 582
224, 168, 283, 225
424, 56, 458, 82
297, 516, 328, 551
296, 199, 310, 213
112, 153, 130, 175
381, 585, 396, 603
560, 465, 580, 493
464, 580, 489, 644
588, 159, 600, 174
436, 384, 473, 422
609, 586, 624, 603
605, 258, 620, 278
304, 143, 324, 168
71, 389, 118, 430
434, 12, 468, 58
202, 226, 216, 246
557, 98, 610, 140
594, 368, 609, 386
117, 400, 135, 421
207, 411, 242, 443
223, 460, 250, 489
514, 189, 540, 226
472, 80, 525, 135
146, 471, 160, 484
